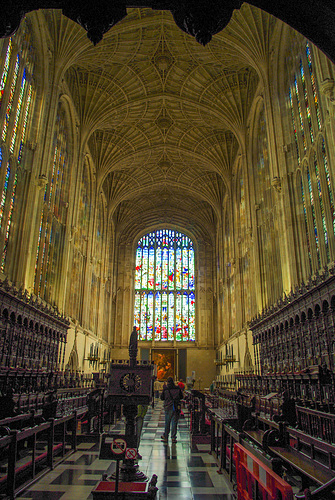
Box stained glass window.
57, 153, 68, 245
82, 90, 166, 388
287, 40, 331, 275
134, 229, 195, 341
0, 27, 35, 273
34, 104, 70, 301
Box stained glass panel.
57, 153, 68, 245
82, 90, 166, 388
134, 229, 195, 341
0, 40, 12, 111
314, 153, 329, 261
306, 42, 321, 129
18, 84, 32, 163
300, 60, 313, 143
1, 172, 17, 271
288, 88, 300, 163
10, 68, 26, 153
322, 139, 335, 236
2, 54, 19, 142
301, 176, 312, 273
294, 76, 306, 153
307, 167, 320, 266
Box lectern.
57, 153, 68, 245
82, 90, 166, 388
92, 327, 158, 499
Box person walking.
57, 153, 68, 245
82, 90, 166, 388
160, 376, 183, 444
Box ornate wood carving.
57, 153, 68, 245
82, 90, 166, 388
0, 279, 69, 371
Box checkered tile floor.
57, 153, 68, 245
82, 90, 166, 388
17, 400, 236, 499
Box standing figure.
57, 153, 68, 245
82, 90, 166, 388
154, 378, 161, 399
136, 404, 148, 459
160, 376, 183, 443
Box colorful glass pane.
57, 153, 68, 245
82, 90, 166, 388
134, 292, 141, 330
147, 292, 153, 340
288, 88, 300, 163
162, 248, 168, 289
168, 292, 174, 340
0, 163, 10, 228
189, 248, 194, 289
322, 139, 335, 235
161, 292, 168, 340
155, 291, 161, 340
307, 167, 320, 266
148, 246, 154, 289
176, 246, 182, 289
306, 42, 321, 129
182, 247, 188, 289
140, 292, 147, 341
2, 54, 19, 141
135, 247, 142, 288
301, 177, 312, 273
294, 76, 306, 153
168, 247, 174, 289
189, 292, 195, 341
10, 68, 26, 153
300, 60, 313, 143
155, 245, 162, 288
175, 292, 182, 341
1, 171, 17, 271
18, 84, 32, 163
314, 154, 329, 261
141, 247, 148, 288
182, 292, 188, 340
0, 40, 12, 111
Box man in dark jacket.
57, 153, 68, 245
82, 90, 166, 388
160, 377, 183, 443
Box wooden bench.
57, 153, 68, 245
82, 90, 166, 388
0, 411, 78, 499
264, 425, 335, 493
0, 442, 63, 488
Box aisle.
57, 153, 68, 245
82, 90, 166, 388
17, 400, 235, 500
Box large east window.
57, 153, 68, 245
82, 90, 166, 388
134, 229, 195, 341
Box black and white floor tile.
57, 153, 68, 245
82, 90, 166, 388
17, 401, 236, 500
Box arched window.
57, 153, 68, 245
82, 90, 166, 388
134, 229, 195, 342
34, 102, 71, 302
0, 25, 35, 272
287, 40, 335, 272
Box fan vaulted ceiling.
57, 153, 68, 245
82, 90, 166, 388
40, 5, 275, 242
